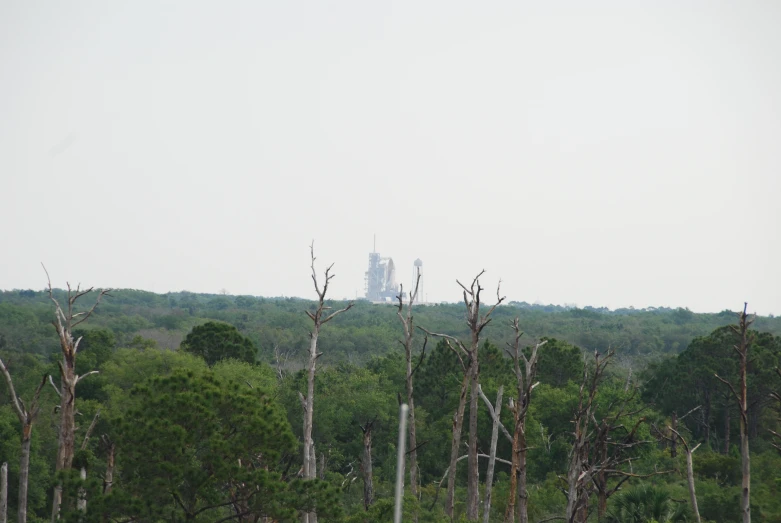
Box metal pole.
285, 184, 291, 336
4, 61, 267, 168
393, 403, 409, 523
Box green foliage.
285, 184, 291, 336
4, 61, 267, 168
606, 483, 691, 522
531, 337, 583, 387
180, 320, 257, 365
3, 288, 781, 521
94, 368, 341, 522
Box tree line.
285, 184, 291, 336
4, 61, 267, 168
0, 252, 779, 522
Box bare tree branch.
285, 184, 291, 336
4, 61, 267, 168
76, 371, 100, 384
80, 410, 101, 451
48, 375, 62, 397
477, 384, 513, 443
0, 359, 26, 423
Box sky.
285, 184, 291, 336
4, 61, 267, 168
1, 1, 780, 314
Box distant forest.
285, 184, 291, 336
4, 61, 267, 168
3, 288, 779, 366
0, 284, 780, 522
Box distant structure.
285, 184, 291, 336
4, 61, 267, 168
412, 258, 424, 302
364, 237, 402, 302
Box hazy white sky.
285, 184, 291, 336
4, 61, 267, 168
1, 1, 780, 314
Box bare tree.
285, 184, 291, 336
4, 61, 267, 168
667, 426, 702, 523
76, 410, 101, 513
591, 390, 650, 519
396, 270, 424, 505
43, 267, 110, 521
359, 419, 376, 511
274, 345, 292, 382
563, 350, 663, 523
299, 244, 353, 523
482, 385, 504, 523
565, 350, 611, 523
714, 303, 754, 523
421, 270, 504, 519
504, 321, 546, 523
100, 435, 115, 495
0, 359, 47, 523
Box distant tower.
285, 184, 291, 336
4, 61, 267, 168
364, 236, 401, 301
412, 258, 424, 303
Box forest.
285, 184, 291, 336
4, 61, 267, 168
0, 262, 780, 523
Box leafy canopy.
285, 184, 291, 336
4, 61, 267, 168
180, 321, 256, 366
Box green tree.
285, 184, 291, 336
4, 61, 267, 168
606, 484, 690, 523
180, 321, 257, 366
86, 369, 341, 522
530, 337, 582, 388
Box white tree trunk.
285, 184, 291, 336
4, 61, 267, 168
482, 386, 503, 523
77, 467, 87, 512
686, 445, 702, 523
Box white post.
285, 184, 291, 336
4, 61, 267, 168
394, 404, 409, 523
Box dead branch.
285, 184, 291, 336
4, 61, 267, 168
80, 410, 101, 451
76, 371, 99, 385
0, 359, 26, 423
477, 384, 513, 443
48, 375, 62, 397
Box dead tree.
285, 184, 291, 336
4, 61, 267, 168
666, 426, 702, 523
300, 244, 353, 523
590, 389, 650, 520
505, 321, 546, 523
360, 419, 376, 511
0, 359, 47, 523
100, 435, 115, 494
396, 270, 424, 506
421, 271, 504, 519
714, 303, 754, 523
565, 350, 611, 523
76, 410, 101, 513
44, 268, 110, 522
564, 350, 664, 523
482, 385, 504, 523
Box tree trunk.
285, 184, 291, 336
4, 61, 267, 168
565, 449, 580, 523
446, 368, 471, 518
482, 386, 503, 523
0, 462, 7, 523
398, 277, 420, 505
715, 304, 752, 523
301, 248, 352, 523
103, 443, 114, 494
670, 411, 678, 458
19, 429, 32, 523
303, 332, 317, 480
596, 435, 608, 521
685, 445, 702, 523
467, 339, 480, 522
361, 424, 374, 511
52, 362, 77, 522
77, 467, 87, 512
518, 431, 528, 523
739, 310, 751, 523
406, 369, 418, 501
302, 331, 318, 523
723, 406, 730, 454
740, 382, 750, 523
505, 406, 521, 523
